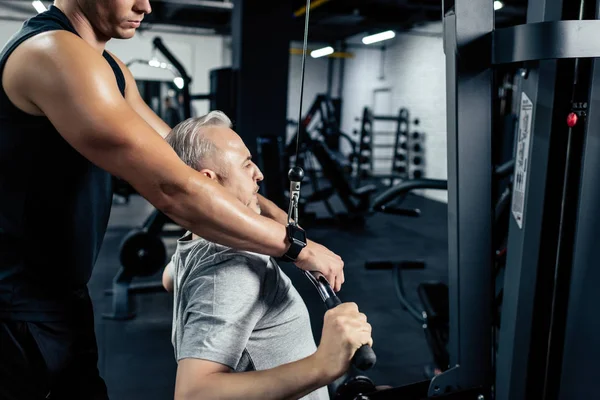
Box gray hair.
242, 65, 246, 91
166, 110, 232, 173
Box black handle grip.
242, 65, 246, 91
325, 296, 342, 309
324, 294, 376, 371
353, 345, 377, 371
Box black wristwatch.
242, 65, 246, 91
282, 224, 307, 262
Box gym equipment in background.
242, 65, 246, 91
351, 0, 600, 397
364, 156, 513, 379
352, 106, 424, 188
364, 178, 449, 377
286, 93, 358, 177
284, 94, 374, 227
103, 211, 183, 320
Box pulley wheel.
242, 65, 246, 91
334, 376, 376, 400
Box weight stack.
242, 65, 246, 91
256, 135, 287, 209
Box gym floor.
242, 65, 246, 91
90, 192, 448, 399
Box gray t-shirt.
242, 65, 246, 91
171, 232, 329, 400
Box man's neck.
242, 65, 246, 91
53, 1, 108, 54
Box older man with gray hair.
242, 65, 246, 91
162, 111, 373, 400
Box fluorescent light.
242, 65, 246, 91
32, 1, 46, 13
148, 59, 161, 68
494, 1, 504, 10
310, 46, 334, 58
174, 77, 184, 89
362, 30, 395, 45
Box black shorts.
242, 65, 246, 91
0, 293, 108, 400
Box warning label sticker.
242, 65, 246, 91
512, 92, 533, 229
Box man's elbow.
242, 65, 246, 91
142, 178, 190, 223
174, 387, 194, 400
153, 173, 220, 230
175, 384, 212, 400
162, 263, 174, 292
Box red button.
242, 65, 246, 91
567, 112, 578, 127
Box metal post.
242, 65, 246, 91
493, 1, 594, 399
440, 0, 600, 398
435, 0, 493, 394
327, 53, 334, 97
231, 0, 291, 157
338, 41, 346, 100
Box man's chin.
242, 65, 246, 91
116, 33, 136, 40
114, 29, 136, 39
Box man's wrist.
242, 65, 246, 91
281, 224, 307, 262
306, 353, 334, 387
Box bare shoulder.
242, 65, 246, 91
30, 31, 111, 74
3, 30, 108, 114
10, 30, 96, 62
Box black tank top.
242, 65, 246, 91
0, 5, 126, 321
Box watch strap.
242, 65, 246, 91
282, 239, 304, 262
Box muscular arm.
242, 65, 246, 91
3, 31, 289, 258
257, 194, 289, 225
175, 356, 328, 400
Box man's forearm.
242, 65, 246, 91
177, 354, 330, 400
161, 174, 290, 257
257, 194, 289, 225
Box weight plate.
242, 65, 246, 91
119, 229, 166, 277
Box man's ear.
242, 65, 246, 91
199, 168, 219, 181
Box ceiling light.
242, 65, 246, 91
174, 77, 184, 89
32, 1, 47, 13
310, 46, 334, 58
362, 30, 395, 45
494, 1, 504, 10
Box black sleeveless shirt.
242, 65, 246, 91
0, 5, 126, 321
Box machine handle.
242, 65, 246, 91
352, 345, 377, 371
305, 272, 377, 371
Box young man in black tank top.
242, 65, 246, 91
0, 1, 352, 399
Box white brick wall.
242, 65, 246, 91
285, 25, 449, 203
339, 23, 448, 203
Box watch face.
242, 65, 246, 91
291, 227, 307, 243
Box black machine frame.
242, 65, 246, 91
434, 0, 600, 399
342, 0, 600, 399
